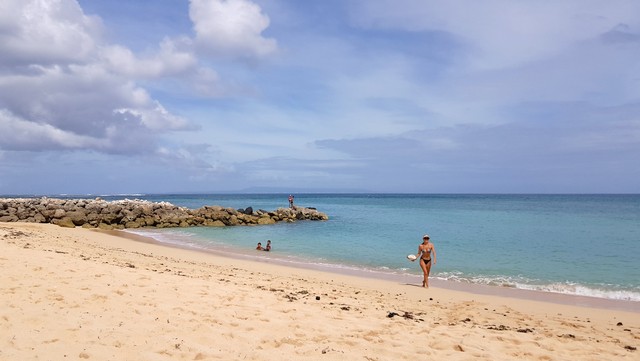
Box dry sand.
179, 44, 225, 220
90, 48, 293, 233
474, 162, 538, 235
1, 222, 638, 360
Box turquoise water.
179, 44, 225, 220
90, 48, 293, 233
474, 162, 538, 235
108, 194, 640, 302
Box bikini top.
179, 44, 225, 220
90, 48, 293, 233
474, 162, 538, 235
421, 244, 431, 258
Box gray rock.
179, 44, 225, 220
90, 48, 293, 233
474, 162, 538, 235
0, 197, 328, 229
53, 217, 76, 228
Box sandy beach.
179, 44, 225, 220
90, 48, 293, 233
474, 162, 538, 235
1, 222, 638, 360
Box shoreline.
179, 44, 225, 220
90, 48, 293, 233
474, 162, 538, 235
2, 222, 638, 360
116, 228, 639, 313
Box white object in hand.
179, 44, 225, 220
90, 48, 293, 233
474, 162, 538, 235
406, 254, 417, 261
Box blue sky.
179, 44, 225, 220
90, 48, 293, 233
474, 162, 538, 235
1, 0, 639, 195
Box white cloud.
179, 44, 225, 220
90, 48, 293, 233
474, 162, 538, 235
189, 0, 277, 58
0, 61, 192, 145
114, 101, 192, 131
101, 37, 197, 78
0, 0, 284, 180
0, 0, 101, 65
0, 0, 196, 155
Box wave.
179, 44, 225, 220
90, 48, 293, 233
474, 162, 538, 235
435, 271, 640, 302
99, 193, 147, 197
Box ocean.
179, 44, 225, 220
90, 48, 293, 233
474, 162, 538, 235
99, 193, 640, 303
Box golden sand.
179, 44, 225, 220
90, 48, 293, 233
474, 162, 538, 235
1, 222, 638, 360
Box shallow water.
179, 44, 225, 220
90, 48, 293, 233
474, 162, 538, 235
104, 193, 640, 302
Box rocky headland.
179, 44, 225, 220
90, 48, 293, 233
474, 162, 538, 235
0, 197, 328, 229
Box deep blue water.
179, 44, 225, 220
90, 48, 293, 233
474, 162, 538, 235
98, 193, 640, 301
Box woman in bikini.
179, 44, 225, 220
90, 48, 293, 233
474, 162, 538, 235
413, 234, 437, 288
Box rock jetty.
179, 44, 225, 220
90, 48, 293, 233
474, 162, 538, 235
0, 197, 329, 229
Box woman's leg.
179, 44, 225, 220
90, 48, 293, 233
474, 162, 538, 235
424, 262, 432, 288
419, 259, 428, 287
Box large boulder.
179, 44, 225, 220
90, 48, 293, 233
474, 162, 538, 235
66, 211, 88, 226
204, 220, 226, 227
53, 217, 76, 228
0, 215, 18, 222
53, 209, 66, 219
257, 216, 276, 225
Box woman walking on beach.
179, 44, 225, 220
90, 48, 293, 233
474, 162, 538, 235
413, 234, 436, 288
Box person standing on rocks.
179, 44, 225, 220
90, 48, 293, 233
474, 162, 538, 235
288, 195, 294, 208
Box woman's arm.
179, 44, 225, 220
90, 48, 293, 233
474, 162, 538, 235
431, 245, 436, 265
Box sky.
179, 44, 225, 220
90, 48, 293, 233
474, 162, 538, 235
1, 0, 639, 195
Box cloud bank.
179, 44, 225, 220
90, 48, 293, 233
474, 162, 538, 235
1, 0, 638, 194
0, 0, 276, 157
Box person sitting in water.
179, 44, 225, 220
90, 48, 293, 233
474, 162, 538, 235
265, 240, 271, 252
256, 242, 263, 250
